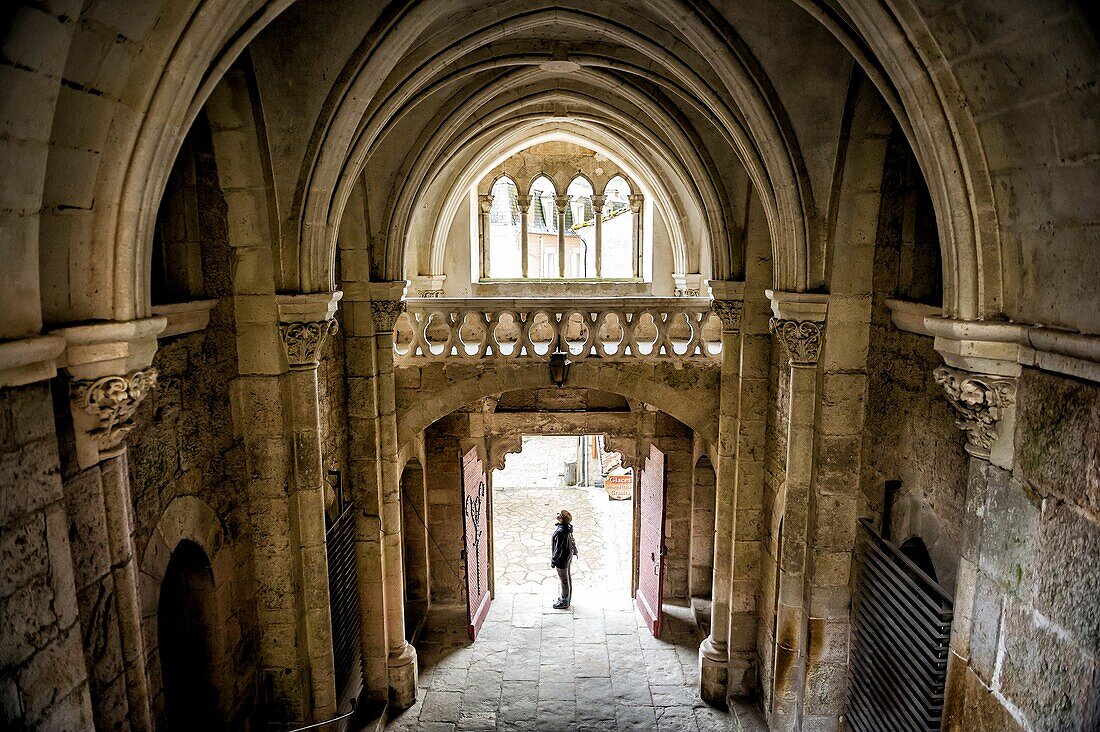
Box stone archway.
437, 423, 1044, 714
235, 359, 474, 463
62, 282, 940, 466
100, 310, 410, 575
158, 540, 225, 731
139, 496, 235, 728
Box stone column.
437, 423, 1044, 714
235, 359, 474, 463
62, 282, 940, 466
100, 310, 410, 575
923, 318, 1021, 728
362, 282, 418, 708
56, 317, 167, 732
276, 293, 341, 723
478, 193, 494, 280
591, 194, 606, 277
765, 291, 828, 732
699, 281, 744, 704
517, 194, 532, 278
629, 193, 645, 277
555, 194, 569, 278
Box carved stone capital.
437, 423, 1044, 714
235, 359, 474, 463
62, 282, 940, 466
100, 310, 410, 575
554, 194, 570, 213
371, 300, 407, 335
280, 320, 338, 370
933, 366, 1018, 460
478, 193, 494, 214
710, 300, 743, 332
71, 369, 158, 466
770, 318, 824, 366
628, 193, 644, 214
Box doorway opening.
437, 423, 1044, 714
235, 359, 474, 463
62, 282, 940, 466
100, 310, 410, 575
158, 540, 226, 731
491, 435, 633, 599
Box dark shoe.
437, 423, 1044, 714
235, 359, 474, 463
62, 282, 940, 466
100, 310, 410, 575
552, 600, 567, 609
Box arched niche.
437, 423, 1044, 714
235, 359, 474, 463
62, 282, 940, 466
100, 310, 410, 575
157, 540, 226, 731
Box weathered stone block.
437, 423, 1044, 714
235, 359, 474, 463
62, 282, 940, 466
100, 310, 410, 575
977, 467, 1038, 596
1035, 502, 1100, 651
17, 627, 88, 725
0, 437, 62, 527
968, 571, 1002, 685
997, 601, 1098, 731
1015, 367, 1099, 516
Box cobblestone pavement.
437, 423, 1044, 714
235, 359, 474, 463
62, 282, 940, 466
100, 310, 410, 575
385, 440, 767, 731
491, 485, 632, 594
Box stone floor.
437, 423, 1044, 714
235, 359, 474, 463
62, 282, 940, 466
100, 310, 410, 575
385, 440, 766, 731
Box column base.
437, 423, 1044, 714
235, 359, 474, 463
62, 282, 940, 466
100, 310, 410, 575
699, 637, 729, 706
387, 642, 418, 710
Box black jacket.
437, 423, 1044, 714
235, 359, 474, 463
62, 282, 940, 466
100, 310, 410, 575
551, 523, 578, 568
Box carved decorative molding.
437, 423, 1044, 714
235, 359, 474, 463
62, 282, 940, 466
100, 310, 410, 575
933, 366, 1017, 459
710, 300, 743, 332
416, 289, 445, 298
280, 320, 338, 370
770, 318, 824, 365
71, 369, 158, 458
371, 300, 407, 335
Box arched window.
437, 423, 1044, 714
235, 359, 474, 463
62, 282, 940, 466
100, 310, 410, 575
602, 176, 635, 278
487, 177, 521, 277
529, 175, 558, 277
566, 176, 595, 277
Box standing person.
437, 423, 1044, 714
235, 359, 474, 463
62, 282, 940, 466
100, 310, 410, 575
550, 510, 578, 609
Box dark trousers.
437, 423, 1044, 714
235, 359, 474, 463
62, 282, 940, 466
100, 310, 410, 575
556, 561, 573, 604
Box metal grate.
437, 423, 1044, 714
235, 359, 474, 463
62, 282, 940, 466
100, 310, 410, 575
326, 501, 361, 698
846, 519, 953, 732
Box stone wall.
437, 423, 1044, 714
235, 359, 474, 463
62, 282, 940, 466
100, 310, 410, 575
860, 128, 968, 593
0, 383, 93, 729
319, 324, 349, 513
758, 344, 790, 709
654, 414, 693, 600
424, 413, 475, 605
689, 456, 716, 599
944, 369, 1100, 731
124, 109, 260, 730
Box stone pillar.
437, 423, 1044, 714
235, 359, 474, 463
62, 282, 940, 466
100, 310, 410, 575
765, 291, 828, 732
517, 194, 532, 278
629, 193, 644, 277
56, 317, 167, 732
591, 194, 606, 277
276, 293, 341, 723
346, 281, 418, 708
699, 281, 744, 704
923, 318, 1021, 729
478, 193, 494, 280
555, 194, 569, 278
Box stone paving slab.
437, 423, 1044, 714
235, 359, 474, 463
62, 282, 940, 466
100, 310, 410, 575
384, 442, 766, 731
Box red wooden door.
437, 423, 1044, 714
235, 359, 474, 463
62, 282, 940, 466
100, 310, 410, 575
461, 446, 492, 640
635, 443, 667, 637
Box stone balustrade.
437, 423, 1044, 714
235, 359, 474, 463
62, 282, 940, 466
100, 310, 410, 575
394, 297, 722, 361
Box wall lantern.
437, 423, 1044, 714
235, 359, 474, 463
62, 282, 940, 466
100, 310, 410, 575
549, 348, 571, 387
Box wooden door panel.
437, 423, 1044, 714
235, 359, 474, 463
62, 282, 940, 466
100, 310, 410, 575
635, 444, 666, 637
461, 446, 492, 640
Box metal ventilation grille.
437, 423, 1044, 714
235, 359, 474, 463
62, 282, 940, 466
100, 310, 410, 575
327, 502, 361, 698
846, 519, 953, 732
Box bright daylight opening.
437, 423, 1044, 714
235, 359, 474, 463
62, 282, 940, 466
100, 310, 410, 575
491, 435, 633, 597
